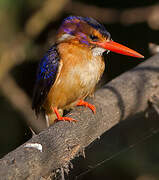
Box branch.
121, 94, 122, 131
149, 43, 159, 55
25, 0, 70, 38
1, 54, 159, 179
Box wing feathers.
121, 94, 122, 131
32, 44, 60, 114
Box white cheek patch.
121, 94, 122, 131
92, 47, 106, 56
58, 34, 73, 42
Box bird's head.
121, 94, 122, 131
56, 16, 144, 58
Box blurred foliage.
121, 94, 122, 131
76, 0, 158, 8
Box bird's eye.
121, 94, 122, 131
89, 34, 98, 42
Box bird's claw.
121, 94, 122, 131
53, 107, 77, 123
57, 116, 77, 122
77, 99, 96, 114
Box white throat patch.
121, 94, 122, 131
92, 47, 107, 56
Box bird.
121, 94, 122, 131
32, 16, 144, 126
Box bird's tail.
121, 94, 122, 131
45, 109, 63, 127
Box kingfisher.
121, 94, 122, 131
32, 16, 144, 126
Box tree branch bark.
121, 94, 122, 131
0, 54, 159, 179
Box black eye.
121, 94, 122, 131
89, 34, 98, 41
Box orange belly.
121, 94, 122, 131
43, 43, 105, 113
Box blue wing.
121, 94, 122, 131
32, 44, 60, 114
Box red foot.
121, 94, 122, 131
53, 107, 77, 122
77, 99, 96, 114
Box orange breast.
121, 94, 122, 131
43, 43, 105, 113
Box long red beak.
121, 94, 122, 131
93, 40, 144, 58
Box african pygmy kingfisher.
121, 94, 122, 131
32, 16, 144, 126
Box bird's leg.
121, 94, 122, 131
53, 107, 77, 122
76, 99, 96, 113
